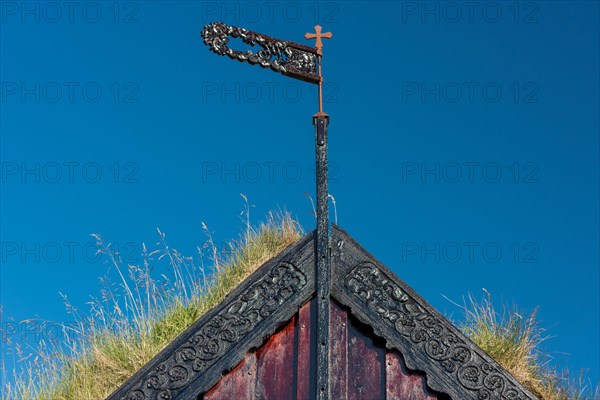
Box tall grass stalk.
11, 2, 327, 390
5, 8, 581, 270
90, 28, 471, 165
2, 210, 302, 400
457, 290, 599, 400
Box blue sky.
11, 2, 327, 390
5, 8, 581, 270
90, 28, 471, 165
1, 0, 598, 390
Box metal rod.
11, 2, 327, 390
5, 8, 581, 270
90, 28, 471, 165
314, 113, 330, 400
318, 57, 324, 114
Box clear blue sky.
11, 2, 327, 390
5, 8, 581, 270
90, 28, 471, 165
1, 0, 598, 390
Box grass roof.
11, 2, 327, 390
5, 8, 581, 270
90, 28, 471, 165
2, 210, 596, 399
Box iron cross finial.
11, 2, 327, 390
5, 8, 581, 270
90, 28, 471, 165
305, 25, 332, 56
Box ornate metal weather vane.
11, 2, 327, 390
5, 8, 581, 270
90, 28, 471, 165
201, 22, 320, 83
201, 22, 333, 400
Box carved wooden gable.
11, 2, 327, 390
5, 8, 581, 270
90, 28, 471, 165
109, 226, 538, 400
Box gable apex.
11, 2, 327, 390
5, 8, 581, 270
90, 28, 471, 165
109, 226, 539, 400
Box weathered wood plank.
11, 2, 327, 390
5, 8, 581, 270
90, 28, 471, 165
255, 318, 297, 399
347, 317, 385, 400
330, 300, 348, 400
386, 352, 437, 400
296, 298, 316, 400
203, 352, 257, 400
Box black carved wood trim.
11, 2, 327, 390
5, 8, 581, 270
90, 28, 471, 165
330, 225, 539, 400
108, 232, 316, 400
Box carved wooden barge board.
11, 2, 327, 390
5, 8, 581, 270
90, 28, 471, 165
109, 225, 541, 400
108, 232, 316, 400
330, 224, 538, 400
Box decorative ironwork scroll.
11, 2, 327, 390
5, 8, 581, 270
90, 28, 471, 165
201, 22, 320, 84
344, 262, 534, 400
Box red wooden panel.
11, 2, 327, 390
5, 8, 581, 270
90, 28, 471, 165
386, 351, 437, 400
203, 352, 257, 400
255, 316, 297, 399
347, 315, 385, 400
296, 299, 316, 400
204, 299, 441, 400
330, 300, 348, 400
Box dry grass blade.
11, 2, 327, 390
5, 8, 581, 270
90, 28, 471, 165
2, 210, 302, 400
458, 291, 598, 400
